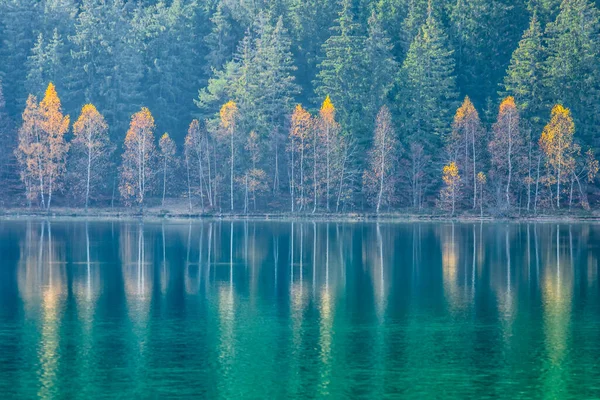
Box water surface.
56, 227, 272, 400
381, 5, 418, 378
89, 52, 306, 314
1, 220, 600, 399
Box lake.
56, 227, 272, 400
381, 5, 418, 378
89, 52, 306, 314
1, 219, 599, 399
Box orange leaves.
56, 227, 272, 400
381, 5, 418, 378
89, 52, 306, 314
40, 82, 70, 144
453, 96, 478, 126
498, 96, 517, 115
220, 100, 238, 130
539, 104, 575, 162
319, 95, 336, 126
73, 103, 108, 140
290, 104, 312, 140
120, 107, 157, 206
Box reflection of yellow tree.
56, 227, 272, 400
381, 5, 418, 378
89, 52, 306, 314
541, 226, 572, 398
318, 287, 333, 396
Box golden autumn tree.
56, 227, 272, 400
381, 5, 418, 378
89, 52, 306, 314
39, 82, 70, 209
119, 107, 156, 207
72, 104, 111, 210
440, 161, 461, 216
316, 95, 341, 212
288, 104, 312, 212
16, 95, 43, 206
489, 96, 522, 208
539, 104, 578, 208
159, 133, 177, 207
220, 101, 238, 211
451, 96, 484, 209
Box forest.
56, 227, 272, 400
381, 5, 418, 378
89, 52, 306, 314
1, 0, 600, 216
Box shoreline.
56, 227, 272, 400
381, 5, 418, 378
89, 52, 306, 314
2, 207, 600, 223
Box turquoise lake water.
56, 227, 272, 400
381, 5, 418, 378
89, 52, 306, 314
1, 220, 599, 398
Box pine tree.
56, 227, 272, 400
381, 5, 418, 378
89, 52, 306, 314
543, 0, 600, 144
363, 11, 399, 124
316, 0, 370, 147
0, 0, 40, 116
502, 12, 545, 130
397, 6, 458, 149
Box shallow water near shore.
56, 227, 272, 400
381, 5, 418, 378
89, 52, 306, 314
1, 220, 600, 398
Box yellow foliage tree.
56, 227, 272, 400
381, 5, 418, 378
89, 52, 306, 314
72, 104, 110, 210
317, 95, 340, 211
120, 107, 156, 207
441, 161, 461, 216
539, 104, 578, 208
288, 104, 312, 212
40, 83, 70, 209
451, 96, 483, 209
16, 83, 70, 209
16, 95, 43, 206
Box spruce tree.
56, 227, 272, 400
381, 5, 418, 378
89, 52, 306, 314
543, 0, 600, 144
316, 0, 370, 147
502, 11, 545, 130
363, 11, 399, 125
397, 6, 458, 149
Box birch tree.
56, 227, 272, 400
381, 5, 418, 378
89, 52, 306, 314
39, 83, 70, 210
220, 101, 238, 211
539, 104, 578, 208
451, 96, 483, 209
71, 104, 111, 210
440, 161, 461, 216
159, 133, 176, 207
364, 105, 398, 213
16, 95, 43, 206
119, 107, 156, 207
316, 95, 340, 212
489, 96, 522, 208
288, 104, 312, 212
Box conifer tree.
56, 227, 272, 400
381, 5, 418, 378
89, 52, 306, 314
502, 12, 545, 130
397, 5, 458, 149
363, 11, 399, 124
316, 0, 369, 147
543, 0, 600, 143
